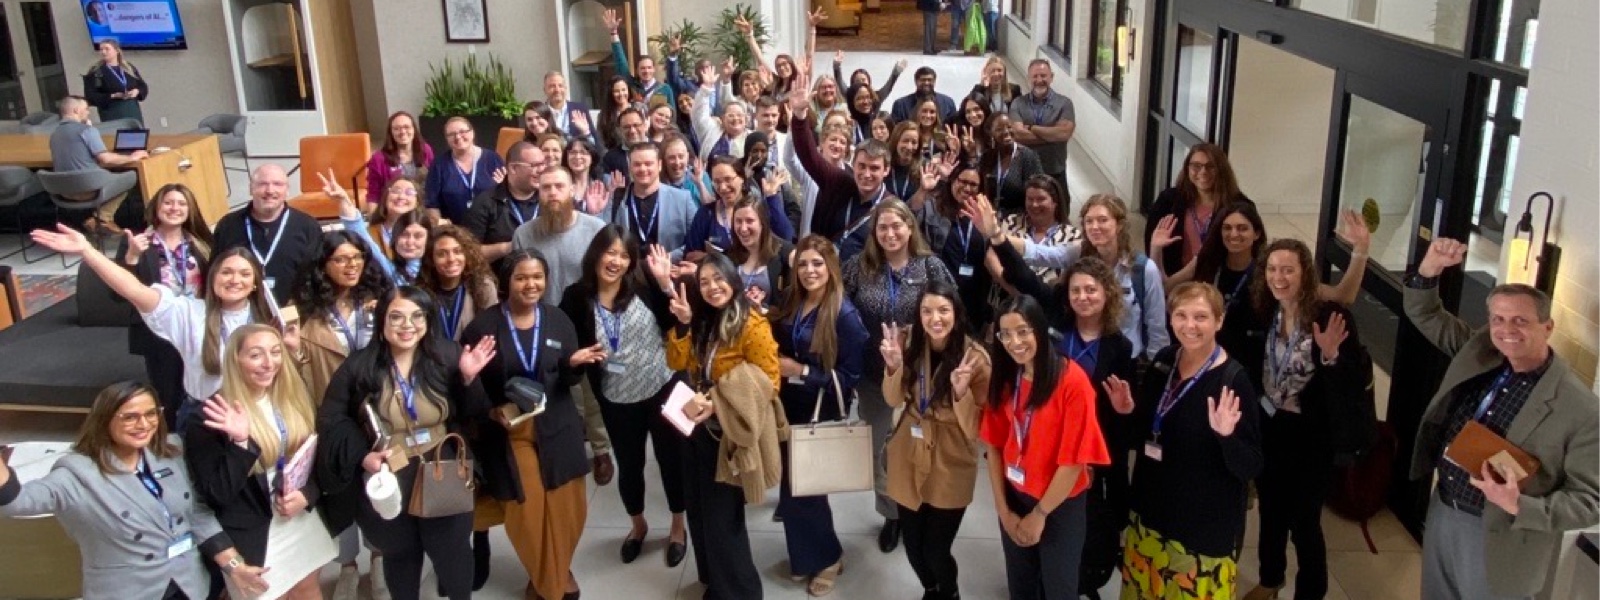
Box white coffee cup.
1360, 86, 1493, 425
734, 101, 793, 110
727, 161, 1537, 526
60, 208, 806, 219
365, 465, 402, 520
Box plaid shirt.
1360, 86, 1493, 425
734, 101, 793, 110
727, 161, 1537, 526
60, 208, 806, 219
1435, 356, 1552, 515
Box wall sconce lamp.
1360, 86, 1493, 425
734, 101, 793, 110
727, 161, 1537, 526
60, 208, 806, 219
1117, 25, 1137, 68
1507, 191, 1561, 294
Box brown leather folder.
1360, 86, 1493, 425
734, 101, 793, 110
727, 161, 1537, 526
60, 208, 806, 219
1444, 420, 1541, 483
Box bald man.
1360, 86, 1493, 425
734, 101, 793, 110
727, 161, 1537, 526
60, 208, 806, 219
212, 164, 325, 304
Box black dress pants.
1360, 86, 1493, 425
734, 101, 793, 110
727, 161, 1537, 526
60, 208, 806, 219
597, 379, 687, 516
1256, 408, 1333, 600
899, 502, 967, 599
357, 460, 475, 600
999, 486, 1087, 600
682, 423, 761, 600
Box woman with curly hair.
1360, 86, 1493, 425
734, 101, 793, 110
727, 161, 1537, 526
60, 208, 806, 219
417, 225, 499, 343
289, 230, 394, 402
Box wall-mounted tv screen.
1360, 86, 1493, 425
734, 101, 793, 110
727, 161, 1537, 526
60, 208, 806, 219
81, 0, 189, 50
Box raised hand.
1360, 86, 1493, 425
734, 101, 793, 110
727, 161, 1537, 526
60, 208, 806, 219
879, 322, 904, 373
894, 58, 909, 72
644, 244, 674, 287
806, 8, 827, 27
720, 56, 737, 81
1206, 386, 1243, 437
602, 9, 622, 34
668, 34, 683, 55
123, 229, 152, 264
760, 168, 788, 197
1336, 209, 1371, 254
744, 285, 767, 306
787, 83, 811, 117
568, 342, 608, 367
491, 166, 507, 185
573, 111, 592, 135
937, 149, 959, 179
669, 282, 693, 324
1417, 237, 1467, 278
919, 161, 941, 192
459, 335, 498, 383
202, 395, 250, 444
584, 181, 609, 214
950, 350, 979, 392
1312, 312, 1348, 361
961, 193, 1000, 239
736, 15, 754, 35
1103, 375, 1135, 414
1150, 215, 1181, 252
834, 49, 845, 64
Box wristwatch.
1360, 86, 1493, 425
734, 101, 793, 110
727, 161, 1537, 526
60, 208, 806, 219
1404, 272, 1439, 289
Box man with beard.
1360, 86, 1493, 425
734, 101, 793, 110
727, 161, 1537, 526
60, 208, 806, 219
605, 142, 698, 260
601, 108, 650, 176
1008, 59, 1077, 192
464, 141, 549, 271
890, 67, 956, 123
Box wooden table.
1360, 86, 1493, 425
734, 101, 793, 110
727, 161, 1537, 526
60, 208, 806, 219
0, 133, 231, 226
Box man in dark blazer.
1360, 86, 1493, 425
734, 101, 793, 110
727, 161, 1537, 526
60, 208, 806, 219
1405, 237, 1599, 600
211, 164, 323, 305
544, 71, 596, 144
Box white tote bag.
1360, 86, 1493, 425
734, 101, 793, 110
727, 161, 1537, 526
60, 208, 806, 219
787, 373, 874, 496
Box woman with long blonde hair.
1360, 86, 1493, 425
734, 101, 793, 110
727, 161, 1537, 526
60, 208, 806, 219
83, 38, 148, 123
186, 324, 336, 600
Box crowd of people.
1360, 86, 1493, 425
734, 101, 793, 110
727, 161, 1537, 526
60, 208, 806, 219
6, 9, 1596, 600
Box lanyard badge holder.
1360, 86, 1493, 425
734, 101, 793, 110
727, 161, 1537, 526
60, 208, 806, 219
1005, 374, 1031, 486
1146, 346, 1221, 462
137, 457, 195, 559
598, 305, 628, 375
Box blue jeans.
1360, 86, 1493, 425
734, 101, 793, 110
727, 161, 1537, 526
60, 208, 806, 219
949, 5, 968, 49
985, 10, 1000, 51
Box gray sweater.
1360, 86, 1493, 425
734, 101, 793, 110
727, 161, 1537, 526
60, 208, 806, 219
511, 212, 606, 305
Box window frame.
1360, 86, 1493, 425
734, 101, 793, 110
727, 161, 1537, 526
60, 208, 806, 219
1088, 0, 1129, 100
1010, 0, 1032, 25
1046, 0, 1072, 61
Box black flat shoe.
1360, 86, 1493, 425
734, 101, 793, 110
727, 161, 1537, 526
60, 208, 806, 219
665, 540, 687, 567
472, 530, 491, 591
620, 535, 644, 563
878, 518, 901, 553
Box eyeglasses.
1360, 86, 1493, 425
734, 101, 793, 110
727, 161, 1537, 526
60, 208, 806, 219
115, 409, 161, 427
330, 255, 366, 267
508, 160, 549, 171
954, 178, 981, 188
995, 327, 1035, 343
390, 188, 418, 197
1186, 162, 1217, 173
445, 130, 473, 139
386, 311, 428, 328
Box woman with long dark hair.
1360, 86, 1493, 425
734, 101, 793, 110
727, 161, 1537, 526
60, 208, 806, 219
331, 172, 436, 286
462, 250, 601, 599
521, 101, 558, 143
982, 295, 1109, 599
880, 280, 991, 600
770, 236, 868, 595
598, 76, 641, 150
315, 287, 496, 600
121, 183, 216, 426
1241, 239, 1369, 600
1143, 143, 1251, 274
662, 251, 782, 600
559, 231, 690, 567
290, 230, 393, 403
367, 111, 434, 208
726, 194, 794, 308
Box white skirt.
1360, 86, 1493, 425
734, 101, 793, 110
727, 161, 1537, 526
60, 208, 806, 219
226, 507, 338, 600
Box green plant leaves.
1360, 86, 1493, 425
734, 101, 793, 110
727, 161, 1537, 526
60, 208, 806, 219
421, 54, 520, 119
711, 3, 769, 72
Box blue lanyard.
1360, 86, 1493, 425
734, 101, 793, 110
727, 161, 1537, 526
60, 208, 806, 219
994, 144, 1017, 186
456, 158, 477, 190
244, 213, 288, 267
392, 364, 418, 421
1220, 263, 1253, 309
1191, 207, 1215, 245
791, 308, 817, 359
270, 405, 289, 476
1030, 94, 1050, 125
1009, 373, 1034, 455
886, 264, 907, 309
504, 306, 543, 377
509, 199, 539, 227
135, 456, 175, 529
713, 204, 733, 249
1267, 308, 1305, 390
843, 186, 888, 238
629, 191, 660, 242
109, 65, 129, 89
1474, 369, 1514, 420
439, 286, 466, 340
918, 366, 932, 416
1062, 334, 1098, 370
328, 307, 363, 352
891, 168, 914, 199
955, 219, 976, 260
597, 303, 622, 352
1152, 345, 1221, 438
154, 236, 190, 295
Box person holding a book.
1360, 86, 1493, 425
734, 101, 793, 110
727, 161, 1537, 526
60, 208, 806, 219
185, 324, 337, 600
1405, 238, 1599, 600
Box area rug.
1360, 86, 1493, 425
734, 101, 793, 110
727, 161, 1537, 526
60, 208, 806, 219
17, 275, 74, 318
816, 0, 966, 54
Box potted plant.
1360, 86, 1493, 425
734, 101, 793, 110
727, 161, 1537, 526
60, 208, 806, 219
710, 4, 770, 72
419, 53, 522, 150
649, 19, 710, 68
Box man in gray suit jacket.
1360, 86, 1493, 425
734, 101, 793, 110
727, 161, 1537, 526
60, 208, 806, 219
606, 142, 698, 262
1405, 237, 1599, 600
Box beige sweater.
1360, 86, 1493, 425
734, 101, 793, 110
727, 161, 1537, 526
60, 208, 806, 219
709, 362, 790, 503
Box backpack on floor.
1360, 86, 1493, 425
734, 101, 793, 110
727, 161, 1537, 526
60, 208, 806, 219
1327, 420, 1397, 553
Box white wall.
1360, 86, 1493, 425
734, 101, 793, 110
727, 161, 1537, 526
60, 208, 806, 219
1498, 0, 1598, 384
48, 0, 239, 131
1228, 37, 1334, 216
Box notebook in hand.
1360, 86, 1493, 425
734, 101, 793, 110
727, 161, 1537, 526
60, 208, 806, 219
1444, 420, 1540, 483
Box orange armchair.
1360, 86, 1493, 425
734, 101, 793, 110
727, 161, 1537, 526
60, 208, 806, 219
288, 133, 372, 221
495, 127, 524, 160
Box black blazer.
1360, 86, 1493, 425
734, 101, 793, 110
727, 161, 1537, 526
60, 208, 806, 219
557, 278, 677, 396
183, 415, 328, 565
313, 343, 486, 534
1251, 301, 1370, 457
82, 64, 149, 112
460, 303, 589, 501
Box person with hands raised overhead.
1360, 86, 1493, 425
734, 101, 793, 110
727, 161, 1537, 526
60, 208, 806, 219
460, 250, 598, 600
185, 324, 335, 600
663, 34, 714, 118
981, 295, 1109, 600
693, 65, 753, 161
835, 52, 907, 114
664, 251, 783, 600
1403, 237, 1599, 600
314, 286, 495, 600
34, 225, 277, 431
604, 9, 674, 110
0, 381, 271, 600
121, 183, 216, 427
881, 281, 991, 600
1117, 282, 1261, 600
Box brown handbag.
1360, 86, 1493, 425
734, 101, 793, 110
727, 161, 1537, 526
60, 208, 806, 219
407, 433, 475, 518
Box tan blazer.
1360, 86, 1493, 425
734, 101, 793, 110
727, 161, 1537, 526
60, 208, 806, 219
297, 315, 351, 405
709, 361, 790, 503
883, 341, 991, 510
1404, 286, 1599, 597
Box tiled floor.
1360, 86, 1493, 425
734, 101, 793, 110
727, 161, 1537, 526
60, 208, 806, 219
0, 51, 1427, 599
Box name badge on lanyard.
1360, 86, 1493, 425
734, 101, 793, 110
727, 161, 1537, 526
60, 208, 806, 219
1006, 374, 1031, 486
598, 305, 628, 375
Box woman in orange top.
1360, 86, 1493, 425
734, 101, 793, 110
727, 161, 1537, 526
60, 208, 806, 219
981, 294, 1110, 600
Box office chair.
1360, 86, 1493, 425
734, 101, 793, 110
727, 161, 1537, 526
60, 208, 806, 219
190, 114, 250, 196
35, 169, 125, 268
287, 133, 371, 220
0, 166, 48, 263
20, 112, 60, 134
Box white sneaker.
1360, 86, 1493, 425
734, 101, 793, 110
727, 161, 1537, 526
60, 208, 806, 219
370, 555, 391, 600
331, 564, 359, 600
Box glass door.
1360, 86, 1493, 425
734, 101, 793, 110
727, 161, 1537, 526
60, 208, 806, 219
20, 2, 62, 116
1141, 8, 1235, 210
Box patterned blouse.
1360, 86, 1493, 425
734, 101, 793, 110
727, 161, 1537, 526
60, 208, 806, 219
1262, 308, 1315, 415
843, 254, 955, 384
992, 213, 1079, 309
150, 235, 204, 297
593, 298, 674, 404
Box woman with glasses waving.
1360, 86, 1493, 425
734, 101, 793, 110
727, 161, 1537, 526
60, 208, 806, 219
425, 116, 506, 223
316, 287, 496, 600
184, 324, 336, 600
0, 382, 270, 600
1143, 144, 1252, 275
880, 280, 990, 600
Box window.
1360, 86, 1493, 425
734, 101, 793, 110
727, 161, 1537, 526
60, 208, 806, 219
1047, 0, 1071, 59
1010, 0, 1031, 24
1089, 0, 1128, 99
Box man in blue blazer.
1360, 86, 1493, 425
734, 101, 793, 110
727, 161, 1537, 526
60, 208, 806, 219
605, 142, 697, 262
544, 71, 597, 144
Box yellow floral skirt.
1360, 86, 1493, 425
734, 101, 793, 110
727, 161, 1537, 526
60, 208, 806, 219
1120, 512, 1238, 600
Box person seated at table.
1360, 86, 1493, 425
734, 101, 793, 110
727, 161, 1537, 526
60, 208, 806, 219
49, 95, 147, 233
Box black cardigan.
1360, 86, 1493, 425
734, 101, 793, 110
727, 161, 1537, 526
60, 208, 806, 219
459, 303, 589, 502
313, 343, 485, 534
557, 278, 677, 398
1128, 345, 1262, 557
184, 414, 328, 566
82, 64, 149, 114
1251, 301, 1371, 461
1142, 188, 1252, 277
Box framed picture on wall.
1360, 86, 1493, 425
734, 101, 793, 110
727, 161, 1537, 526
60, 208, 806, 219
442, 0, 489, 43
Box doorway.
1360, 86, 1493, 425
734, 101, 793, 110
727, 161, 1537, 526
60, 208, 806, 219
0, 1, 65, 120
